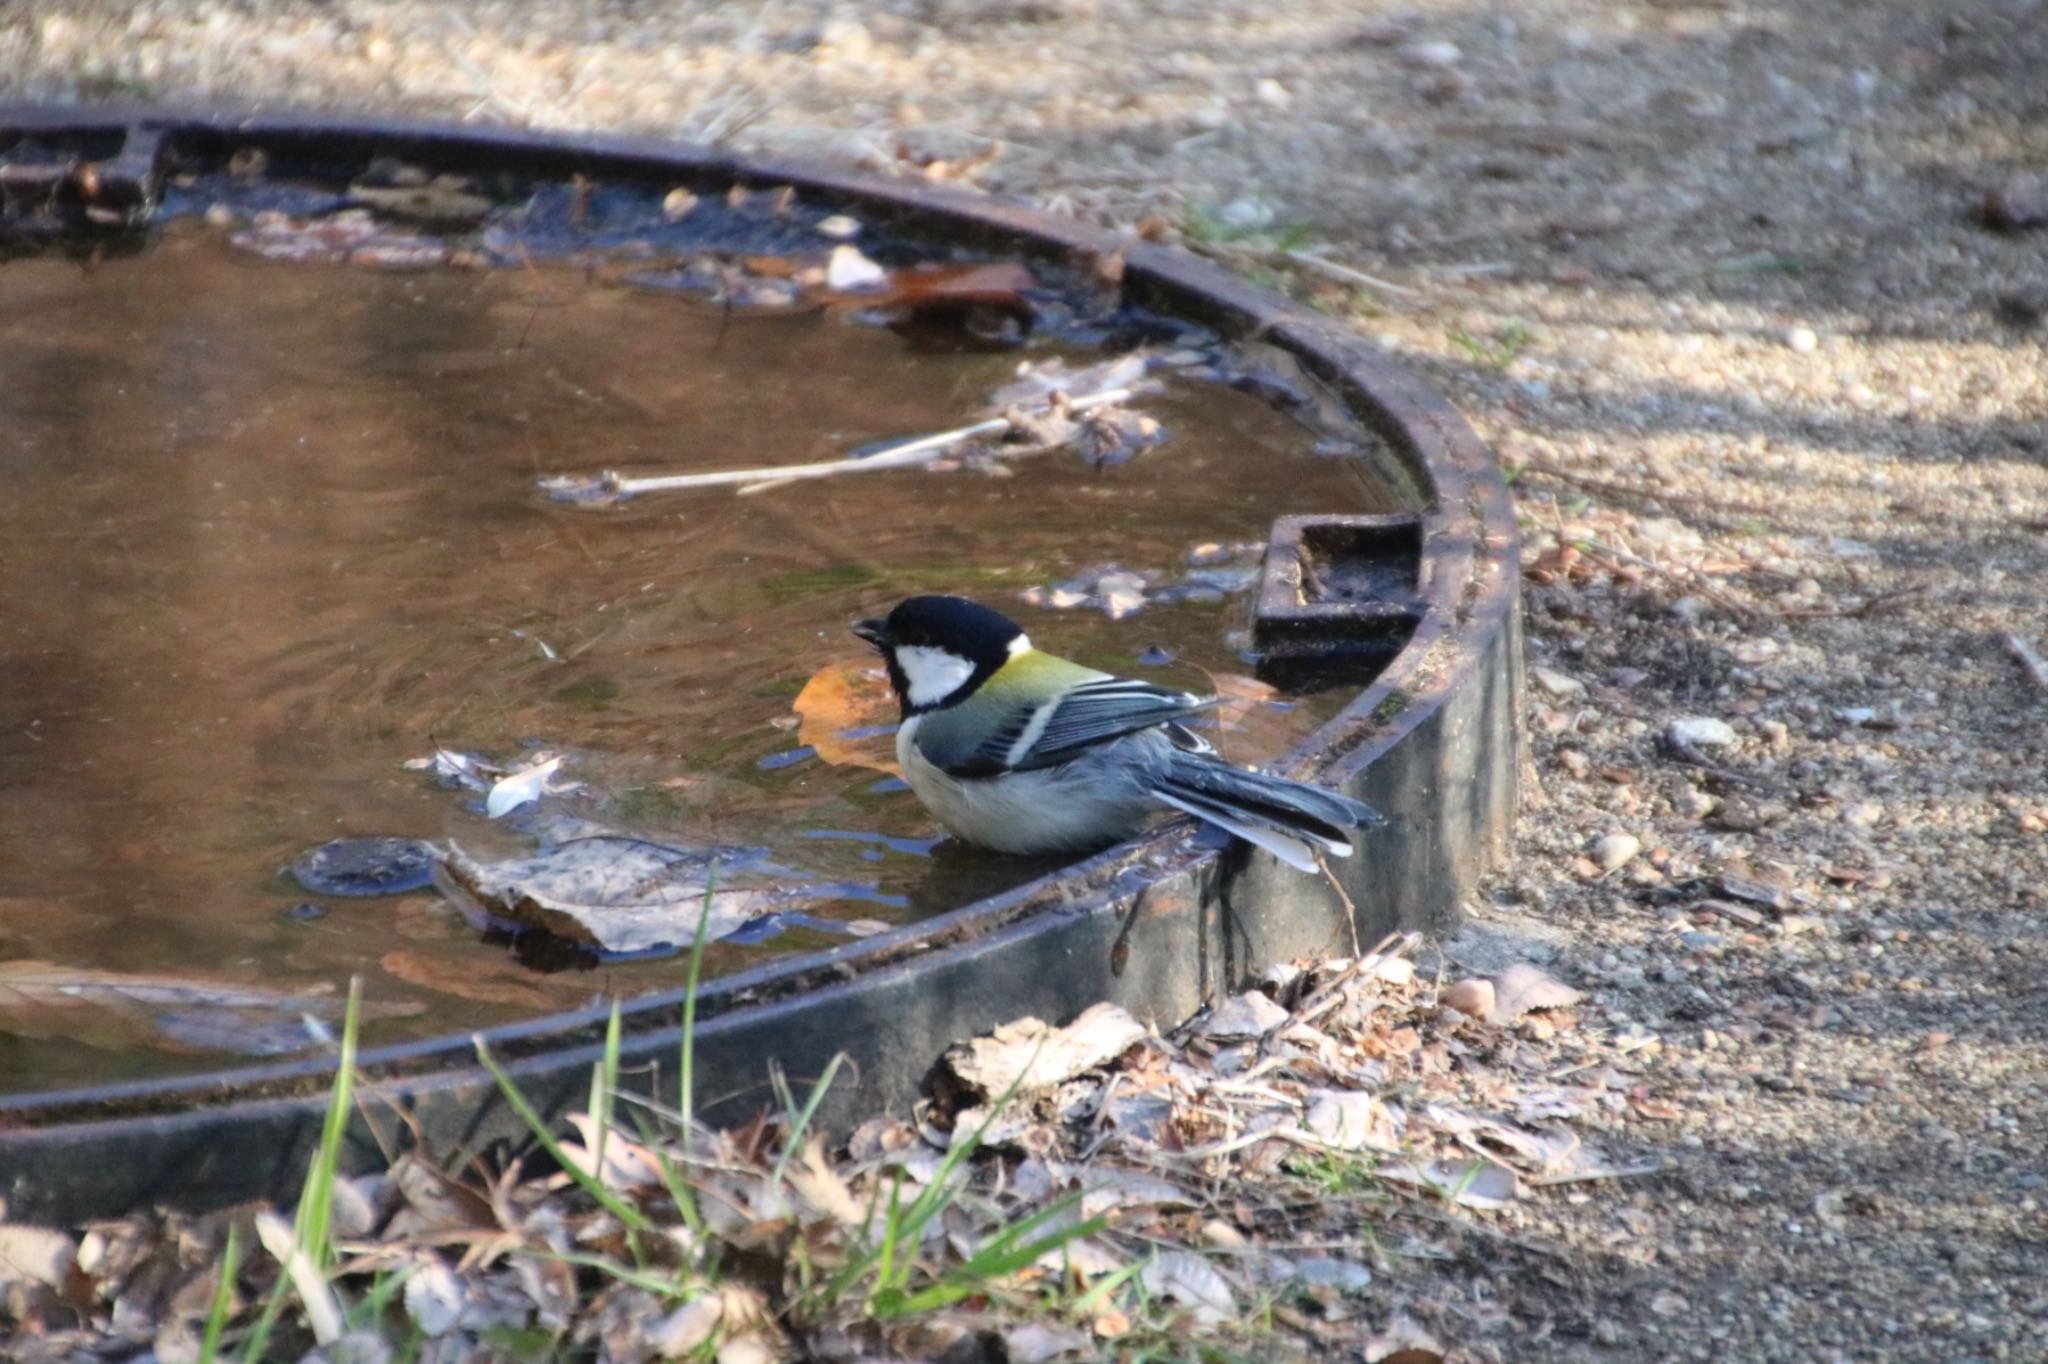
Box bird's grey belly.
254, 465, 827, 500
898, 729, 1168, 854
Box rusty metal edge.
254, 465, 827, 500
0, 107, 1521, 1223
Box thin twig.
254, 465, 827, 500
2004, 632, 2048, 694
1277, 249, 1431, 301
1514, 460, 1785, 522
1313, 850, 1367, 958
540, 386, 1136, 502
1779, 584, 1929, 620
1660, 733, 1774, 792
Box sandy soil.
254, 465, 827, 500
6, 2, 2046, 1359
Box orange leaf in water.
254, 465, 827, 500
1199, 670, 1301, 759
379, 950, 559, 1010
742, 254, 802, 278
1204, 671, 1278, 730
881, 260, 1037, 313
820, 260, 1038, 319
793, 661, 902, 775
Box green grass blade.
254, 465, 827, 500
879, 1199, 1109, 1318
197, 1223, 242, 1363
592, 999, 623, 1187
766, 1053, 845, 1189
958, 1196, 1100, 1277
474, 1035, 656, 1235
679, 865, 716, 1142
1068, 1259, 1144, 1317
238, 1276, 290, 1364
513, 1245, 694, 1299
294, 978, 362, 1271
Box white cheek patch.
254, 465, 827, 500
896, 645, 977, 707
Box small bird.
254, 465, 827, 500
851, 595, 1383, 872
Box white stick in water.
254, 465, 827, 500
543, 385, 1139, 502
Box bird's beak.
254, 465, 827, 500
851, 617, 889, 649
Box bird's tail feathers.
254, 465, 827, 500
1152, 788, 1322, 872
1153, 755, 1383, 871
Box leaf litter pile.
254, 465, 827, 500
0, 936, 1664, 1362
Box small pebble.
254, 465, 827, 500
1591, 832, 1642, 872
1667, 716, 1738, 747
1398, 38, 1463, 66
816, 213, 861, 239
1531, 667, 1586, 698
1978, 174, 2047, 233
1784, 325, 1819, 353
661, 188, 698, 221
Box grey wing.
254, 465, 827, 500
1004, 678, 1218, 772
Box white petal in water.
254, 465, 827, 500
486, 756, 563, 818
826, 244, 887, 292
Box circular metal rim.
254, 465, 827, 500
0, 106, 1520, 1222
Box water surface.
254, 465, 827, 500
0, 225, 1395, 1089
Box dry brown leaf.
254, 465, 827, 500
1299, 1090, 1403, 1153
559, 1114, 667, 1194
389, 1156, 500, 1238
792, 661, 901, 775
786, 1138, 865, 1226
945, 1003, 1147, 1098
380, 950, 558, 1010
1364, 1310, 1447, 1363
1381, 1157, 1520, 1210
1139, 1250, 1237, 1325
1489, 963, 1584, 1023
1441, 978, 1495, 1020
0, 1224, 76, 1292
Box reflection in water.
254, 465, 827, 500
0, 225, 1392, 1089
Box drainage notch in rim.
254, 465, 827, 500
1252, 513, 1429, 685
0, 106, 1521, 1226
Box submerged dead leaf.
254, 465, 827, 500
348, 179, 493, 226
0, 961, 411, 1057
379, 950, 559, 1010
792, 661, 901, 775
436, 837, 813, 956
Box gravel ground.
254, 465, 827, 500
7, 2, 2047, 1360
